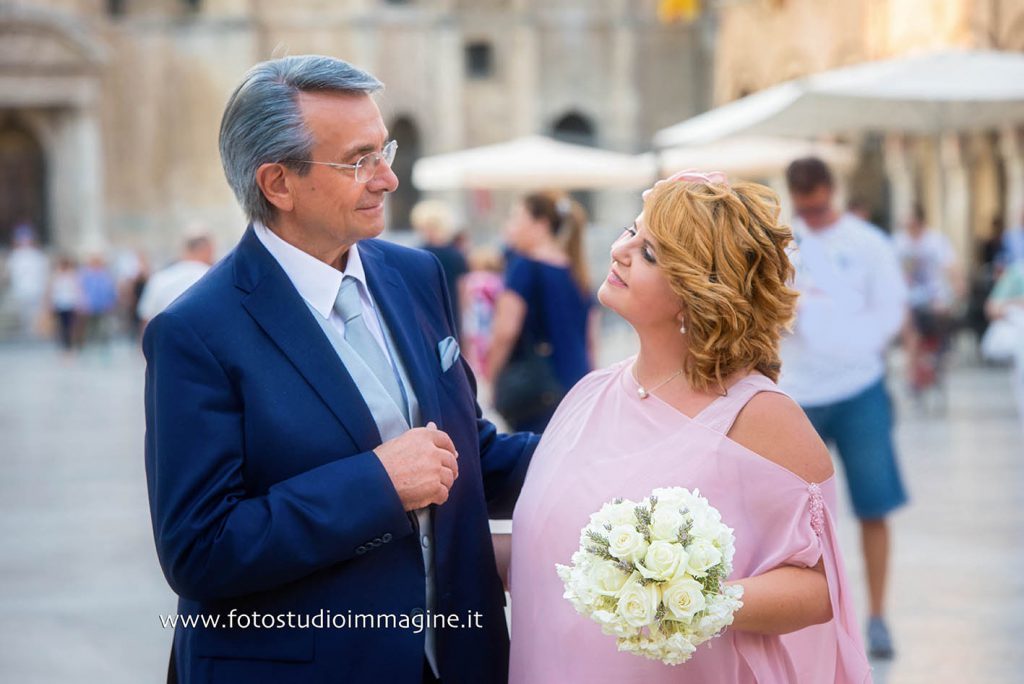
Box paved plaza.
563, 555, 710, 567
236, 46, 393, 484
0, 335, 1021, 683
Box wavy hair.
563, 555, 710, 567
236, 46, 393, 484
643, 179, 798, 391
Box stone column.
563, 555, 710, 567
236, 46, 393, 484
1000, 125, 1024, 230
508, 12, 538, 137
607, 12, 637, 151
75, 106, 105, 253
884, 132, 914, 232
939, 132, 971, 262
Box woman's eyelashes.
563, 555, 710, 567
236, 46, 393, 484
619, 224, 656, 264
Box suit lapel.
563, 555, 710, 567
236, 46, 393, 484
235, 228, 382, 452
359, 242, 444, 430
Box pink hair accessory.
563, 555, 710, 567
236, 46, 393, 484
666, 169, 731, 187
643, 169, 730, 201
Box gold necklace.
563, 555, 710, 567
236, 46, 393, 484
631, 363, 684, 400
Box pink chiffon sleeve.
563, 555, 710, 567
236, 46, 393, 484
776, 480, 873, 683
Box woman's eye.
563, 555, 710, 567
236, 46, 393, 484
642, 247, 657, 264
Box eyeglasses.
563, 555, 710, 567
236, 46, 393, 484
291, 139, 397, 183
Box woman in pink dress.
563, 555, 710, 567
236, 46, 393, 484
509, 172, 871, 683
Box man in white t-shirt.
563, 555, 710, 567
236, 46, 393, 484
780, 157, 908, 660
137, 234, 215, 330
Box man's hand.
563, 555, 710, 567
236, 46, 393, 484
374, 422, 459, 511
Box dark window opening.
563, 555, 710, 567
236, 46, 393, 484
465, 42, 494, 80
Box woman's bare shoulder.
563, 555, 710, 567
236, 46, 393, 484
727, 391, 834, 484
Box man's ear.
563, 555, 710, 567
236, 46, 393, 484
255, 162, 295, 214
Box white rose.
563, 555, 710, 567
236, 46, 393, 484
689, 505, 723, 540
685, 539, 723, 578
616, 575, 662, 628
607, 524, 649, 564
650, 507, 685, 541
591, 500, 638, 529
637, 541, 688, 582
663, 576, 707, 622
587, 559, 631, 596
651, 488, 690, 512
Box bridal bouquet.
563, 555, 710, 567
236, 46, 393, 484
556, 487, 743, 665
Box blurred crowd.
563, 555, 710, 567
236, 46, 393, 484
1, 186, 1023, 426
0, 224, 216, 356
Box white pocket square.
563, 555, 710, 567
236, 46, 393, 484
438, 336, 460, 372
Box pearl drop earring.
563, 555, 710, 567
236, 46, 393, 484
679, 320, 687, 334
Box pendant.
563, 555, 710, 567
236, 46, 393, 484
637, 387, 649, 400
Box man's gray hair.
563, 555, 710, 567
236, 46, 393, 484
218, 55, 383, 226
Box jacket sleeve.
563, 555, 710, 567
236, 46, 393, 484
143, 311, 413, 602
427, 254, 540, 518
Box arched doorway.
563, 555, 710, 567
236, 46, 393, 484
388, 116, 421, 232
551, 112, 596, 215
551, 112, 595, 147
0, 117, 48, 247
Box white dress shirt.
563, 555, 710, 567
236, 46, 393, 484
779, 213, 908, 407
254, 221, 439, 675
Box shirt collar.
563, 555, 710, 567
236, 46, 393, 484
253, 221, 369, 319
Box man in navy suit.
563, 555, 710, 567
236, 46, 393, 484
143, 55, 539, 684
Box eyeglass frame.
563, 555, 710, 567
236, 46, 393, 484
287, 139, 398, 183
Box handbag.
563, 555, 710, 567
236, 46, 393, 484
980, 308, 1024, 363
494, 262, 565, 426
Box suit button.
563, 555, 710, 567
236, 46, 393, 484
421, 535, 430, 549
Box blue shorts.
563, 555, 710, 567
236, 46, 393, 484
802, 379, 908, 520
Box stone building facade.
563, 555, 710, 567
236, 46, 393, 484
0, 0, 706, 262
710, 0, 1024, 263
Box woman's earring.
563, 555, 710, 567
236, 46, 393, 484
679, 319, 687, 335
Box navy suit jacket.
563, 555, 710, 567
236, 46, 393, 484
143, 227, 538, 683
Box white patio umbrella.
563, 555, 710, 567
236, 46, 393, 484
654, 49, 1024, 147
660, 135, 856, 179
412, 135, 657, 191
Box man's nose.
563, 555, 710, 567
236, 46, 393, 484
369, 160, 399, 193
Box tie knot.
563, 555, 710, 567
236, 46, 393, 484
334, 276, 363, 322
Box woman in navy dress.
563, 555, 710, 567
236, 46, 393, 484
488, 191, 596, 433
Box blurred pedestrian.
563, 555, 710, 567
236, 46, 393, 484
6, 224, 49, 340
893, 203, 962, 401
411, 200, 468, 335
122, 250, 150, 339
78, 253, 118, 349
985, 262, 1024, 431
488, 191, 596, 432
781, 157, 909, 659
1003, 209, 1024, 265
461, 246, 505, 380
136, 233, 215, 331
49, 255, 83, 354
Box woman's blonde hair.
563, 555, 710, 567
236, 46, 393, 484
643, 179, 798, 392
